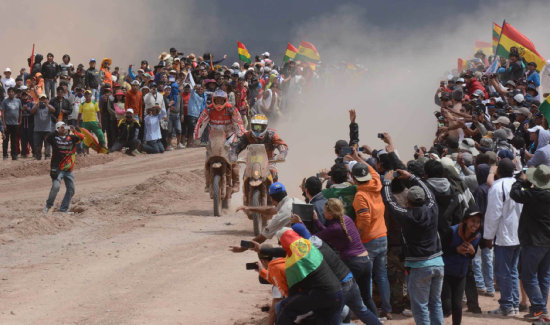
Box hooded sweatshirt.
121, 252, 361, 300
473, 164, 490, 215
510, 179, 550, 247
353, 164, 387, 243
527, 130, 550, 167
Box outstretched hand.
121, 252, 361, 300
349, 109, 356, 123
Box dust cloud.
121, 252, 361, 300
275, 0, 550, 190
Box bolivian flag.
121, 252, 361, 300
237, 41, 251, 64
496, 22, 545, 72
295, 41, 320, 64
283, 42, 298, 63
492, 22, 502, 54
474, 41, 492, 56
280, 229, 323, 288
538, 95, 550, 124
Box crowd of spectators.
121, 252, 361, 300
233, 46, 550, 325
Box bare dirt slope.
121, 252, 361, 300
0, 150, 534, 324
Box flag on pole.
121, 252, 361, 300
458, 58, 470, 72
237, 41, 251, 64
283, 42, 298, 63
538, 94, 550, 124
295, 41, 320, 64
474, 41, 492, 56
29, 44, 35, 75
492, 22, 502, 54
484, 58, 499, 76
495, 22, 546, 72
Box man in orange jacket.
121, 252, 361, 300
351, 161, 392, 319
125, 80, 143, 121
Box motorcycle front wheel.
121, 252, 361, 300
213, 174, 222, 217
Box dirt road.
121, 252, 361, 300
0, 150, 533, 324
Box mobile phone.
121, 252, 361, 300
358, 147, 366, 152
377, 133, 384, 139
240, 240, 254, 249
246, 262, 259, 270
315, 173, 321, 179
414, 145, 419, 152
292, 203, 314, 222
261, 306, 270, 312
339, 146, 353, 157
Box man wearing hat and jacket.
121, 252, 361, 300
509, 165, 550, 321
382, 168, 444, 325
111, 109, 140, 155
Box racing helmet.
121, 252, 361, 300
250, 114, 269, 139
212, 89, 227, 110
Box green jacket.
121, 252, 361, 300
322, 183, 357, 220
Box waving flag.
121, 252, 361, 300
237, 41, 251, 64
474, 41, 492, 56
538, 95, 550, 123
492, 22, 502, 54
283, 42, 298, 63
279, 229, 323, 288
496, 22, 545, 72
295, 41, 320, 64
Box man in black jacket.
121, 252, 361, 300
110, 109, 140, 155
383, 169, 444, 325
510, 165, 550, 321
49, 86, 72, 124
85, 59, 99, 99
41, 53, 59, 99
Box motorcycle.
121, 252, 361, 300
205, 127, 233, 216
237, 144, 284, 235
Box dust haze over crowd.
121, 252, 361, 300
1, 0, 548, 189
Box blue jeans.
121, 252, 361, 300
520, 245, 550, 314
342, 278, 381, 325
472, 247, 494, 293
344, 255, 378, 316
494, 245, 520, 311
363, 236, 392, 313
408, 265, 444, 325
142, 139, 165, 154
46, 171, 75, 212
44, 79, 57, 99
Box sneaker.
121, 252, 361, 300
477, 287, 487, 294
481, 291, 495, 297
513, 307, 519, 315
12, 156, 18, 161
467, 305, 482, 314
166, 146, 174, 151
380, 312, 392, 320
58, 211, 74, 215
177, 143, 185, 149
42, 206, 50, 214
487, 307, 514, 316
3, 156, 8, 160
133, 149, 141, 155
401, 309, 413, 317
524, 311, 545, 320
126, 151, 136, 156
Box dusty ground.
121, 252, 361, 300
0, 149, 537, 324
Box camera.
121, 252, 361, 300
393, 171, 401, 179
377, 133, 384, 139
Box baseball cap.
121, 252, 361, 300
497, 149, 514, 160
55, 121, 66, 130
231, 62, 240, 69
480, 137, 493, 148
351, 163, 372, 182
497, 158, 516, 176
268, 182, 286, 195
513, 94, 524, 103
459, 138, 480, 156
514, 106, 530, 116
492, 129, 508, 141
89, 58, 96, 62
334, 139, 348, 151
126, 108, 134, 115
492, 116, 510, 125
4, 67, 11, 73
170, 47, 177, 52
528, 125, 545, 133
505, 80, 516, 88
131, 80, 140, 85
39, 93, 47, 98
407, 186, 426, 205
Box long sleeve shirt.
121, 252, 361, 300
483, 177, 523, 246
187, 89, 207, 117
143, 108, 166, 141
143, 92, 165, 111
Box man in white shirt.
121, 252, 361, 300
142, 84, 166, 154
1, 68, 15, 98
484, 158, 523, 316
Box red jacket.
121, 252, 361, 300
467, 78, 488, 99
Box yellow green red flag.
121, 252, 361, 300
495, 22, 545, 72
283, 42, 298, 63
474, 41, 492, 56
237, 41, 251, 64
492, 22, 502, 54
295, 41, 320, 64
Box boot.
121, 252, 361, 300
231, 164, 241, 194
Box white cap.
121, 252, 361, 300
528, 125, 545, 133
126, 108, 134, 114
19, 86, 28, 90
231, 62, 240, 69
262, 52, 270, 57
513, 94, 524, 103
4, 67, 11, 73
131, 80, 140, 85
55, 121, 66, 130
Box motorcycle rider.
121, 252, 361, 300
231, 114, 288, 180
194, 89, 245, 193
